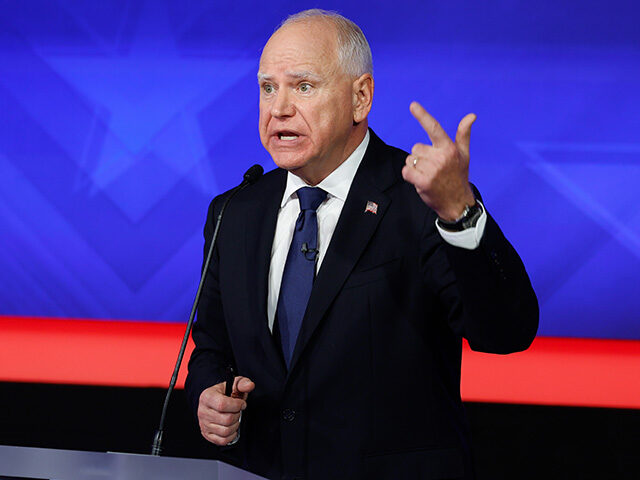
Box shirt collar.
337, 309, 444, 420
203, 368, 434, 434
281, 130, 370, 207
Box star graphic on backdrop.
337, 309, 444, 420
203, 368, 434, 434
521, 142, 640, 259
520, 142, 640, 338
0, 0, 260, 292
42, 1, 256, 221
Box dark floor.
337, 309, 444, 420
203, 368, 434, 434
0, 382, 638, 479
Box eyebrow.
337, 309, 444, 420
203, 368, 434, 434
257, 71, 323, 82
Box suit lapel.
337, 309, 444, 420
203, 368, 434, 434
288, 131, 399, 373
244, 169, 288, 377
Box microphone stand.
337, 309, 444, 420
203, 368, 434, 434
151, 165, 263, 456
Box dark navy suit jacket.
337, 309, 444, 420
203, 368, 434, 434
186, 130, 538, 480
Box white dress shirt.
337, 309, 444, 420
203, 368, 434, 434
267, 130, 487, 331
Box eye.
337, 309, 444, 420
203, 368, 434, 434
262, 83, 275, 95
298, 82, 312, 93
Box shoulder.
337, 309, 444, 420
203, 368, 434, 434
367, 129, 409, 168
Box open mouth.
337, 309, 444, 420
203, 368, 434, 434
277, 131, 299, 141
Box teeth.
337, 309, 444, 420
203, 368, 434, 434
279, 134, 298, 141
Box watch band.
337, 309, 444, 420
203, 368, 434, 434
437, 201, 484, 232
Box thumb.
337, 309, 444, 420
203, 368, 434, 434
455, 113, 477, 157
232, 376, 255, 400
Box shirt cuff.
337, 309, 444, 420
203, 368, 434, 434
226, 412, 242, 446
435, 202, 487, 250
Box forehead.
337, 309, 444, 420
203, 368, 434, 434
259, 20, 339, 77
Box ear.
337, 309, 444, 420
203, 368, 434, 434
352, 73, 374, 124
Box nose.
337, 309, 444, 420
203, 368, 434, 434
271, 89, 295, 118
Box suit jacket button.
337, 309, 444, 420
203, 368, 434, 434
282, 408, 296, 421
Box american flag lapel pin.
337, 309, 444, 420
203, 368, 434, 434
365, 200, 378, 215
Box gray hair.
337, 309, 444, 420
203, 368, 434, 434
279, 9, 373, 77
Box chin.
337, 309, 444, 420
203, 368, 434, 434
269, 151, 311, 172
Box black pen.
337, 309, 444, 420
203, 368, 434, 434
224, 366, 235, 396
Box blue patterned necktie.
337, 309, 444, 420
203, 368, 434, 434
276, 186, 327, 368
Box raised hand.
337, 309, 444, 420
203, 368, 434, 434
401, 101, 477, 221
197, 376, 255, 446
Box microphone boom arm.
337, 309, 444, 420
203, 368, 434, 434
151, 164, 263, 456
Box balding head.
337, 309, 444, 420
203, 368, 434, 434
276, 9, 373, 78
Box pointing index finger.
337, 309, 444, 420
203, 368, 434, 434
410, 101, 451, 148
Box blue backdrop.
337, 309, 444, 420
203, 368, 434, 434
1, 0, 638, 339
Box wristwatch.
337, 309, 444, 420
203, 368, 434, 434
437, 201, 484, 232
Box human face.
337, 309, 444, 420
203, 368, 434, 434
258, 21, 359, 185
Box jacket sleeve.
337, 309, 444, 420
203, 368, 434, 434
421, 200, 539, 354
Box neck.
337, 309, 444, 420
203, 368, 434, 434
295, 122, 368, 185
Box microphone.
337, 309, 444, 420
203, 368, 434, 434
151, 164, 263, 456
243, 164, 264, 184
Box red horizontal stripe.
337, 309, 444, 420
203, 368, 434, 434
1, 316, 639, 408
0, 316, 194, 388
461, 336, 640, 408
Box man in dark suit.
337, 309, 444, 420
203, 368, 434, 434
186, 9, 538, 480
